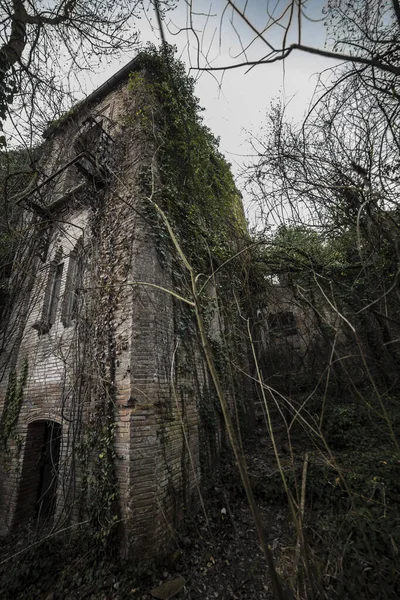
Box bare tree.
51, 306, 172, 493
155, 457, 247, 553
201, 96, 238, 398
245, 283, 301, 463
165, 0, 400, 77
0, 0, 149, 141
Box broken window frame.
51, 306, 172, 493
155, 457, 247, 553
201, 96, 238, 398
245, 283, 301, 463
73, 116, 114, 183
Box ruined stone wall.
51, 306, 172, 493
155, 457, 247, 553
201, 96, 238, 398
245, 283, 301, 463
254, 282, 351, 406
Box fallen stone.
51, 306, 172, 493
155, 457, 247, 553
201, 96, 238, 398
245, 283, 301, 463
149, 576, 186, 599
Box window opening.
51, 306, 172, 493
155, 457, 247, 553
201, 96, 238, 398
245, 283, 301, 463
71, 257, 81, 319
33, 218, 52, 263
74, 117, 113, 183
267, 311, 297, 336
32, 248, 64, 334
62, 241, 83, 327
48, 262, 64, 325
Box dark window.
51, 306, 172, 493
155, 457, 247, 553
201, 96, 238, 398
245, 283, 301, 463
62, 242, 83, 327
74, 118, 104, 152
48, 262, 64, 325
33, 218, 52, 263
74, 117, 113, 183
36, 421, 62, 520
267, 311, 297, 336
71, 258, 81, 319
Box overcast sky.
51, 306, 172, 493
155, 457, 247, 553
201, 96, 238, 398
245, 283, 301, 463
14, 1, 337, 222
82, 2, 338, 217
109, 1, 337, 220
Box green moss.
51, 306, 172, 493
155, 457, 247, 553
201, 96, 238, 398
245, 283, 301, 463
43, 104, 80, 138
0, 359, 28, 450
127, 45, 248, 270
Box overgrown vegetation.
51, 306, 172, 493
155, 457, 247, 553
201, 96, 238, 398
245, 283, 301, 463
128, 45, 247, 268
2, 7, 400, 595
0, 147, 39, 314
240, 4, 400, 593
0, 358, 28, 450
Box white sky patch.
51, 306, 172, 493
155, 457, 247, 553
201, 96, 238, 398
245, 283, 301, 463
80, 1, 339, 224
4, 1, 339, 224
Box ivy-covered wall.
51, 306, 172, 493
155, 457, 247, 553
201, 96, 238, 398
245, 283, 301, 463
0, 46, 252, 557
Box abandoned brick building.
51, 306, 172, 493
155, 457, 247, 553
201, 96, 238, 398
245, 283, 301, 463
0, 51, 249, 555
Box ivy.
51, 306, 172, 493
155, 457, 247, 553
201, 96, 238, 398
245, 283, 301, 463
72, 205, 123, 547
128, 45, 248, 272
0, 145, 42, 317
0, 359, 28, 449
77, 414, 120, 546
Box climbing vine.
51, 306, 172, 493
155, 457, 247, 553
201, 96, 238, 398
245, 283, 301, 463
127, 45, 248, 271
0, 45, 251, 559
74, 199, 124, 546
0, 358, 28, 450
123, 46, 252, 478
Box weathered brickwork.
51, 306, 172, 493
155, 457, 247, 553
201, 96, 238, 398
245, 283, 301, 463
0, 57, 234, 556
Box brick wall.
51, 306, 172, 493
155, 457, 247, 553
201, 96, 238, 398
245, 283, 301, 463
0, 74, 232, 556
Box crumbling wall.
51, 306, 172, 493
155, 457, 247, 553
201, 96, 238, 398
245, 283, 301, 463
0, 57, 249, 558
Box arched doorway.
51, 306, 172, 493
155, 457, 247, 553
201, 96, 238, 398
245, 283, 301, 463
14, 420, 62, 526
